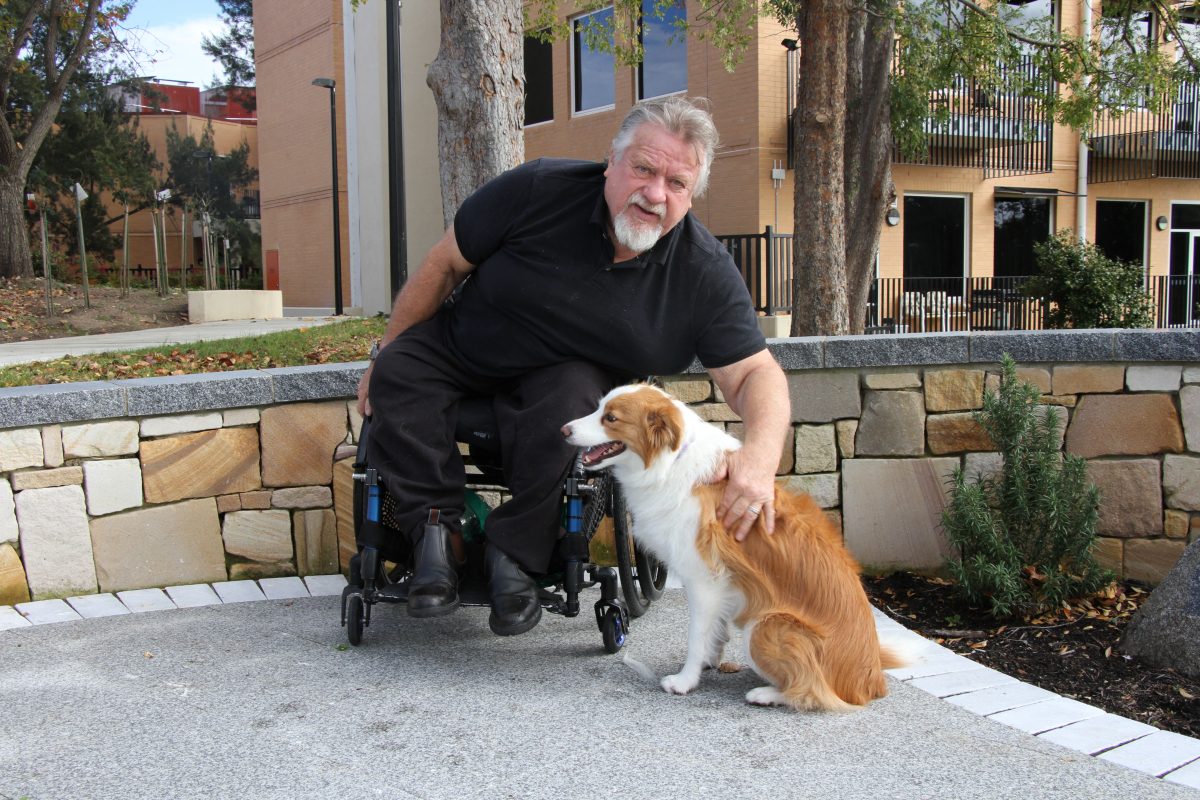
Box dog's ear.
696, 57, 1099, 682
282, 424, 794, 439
646, 403, 682, 456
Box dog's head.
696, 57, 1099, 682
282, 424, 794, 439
562, 384, 684, 471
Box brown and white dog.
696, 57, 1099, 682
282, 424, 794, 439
563, 384, 904, 711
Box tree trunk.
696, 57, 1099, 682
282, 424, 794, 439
844, 4, 896, 334
790, 2, 851, 337
426, 0, 525, 228
0, 179, 34, 278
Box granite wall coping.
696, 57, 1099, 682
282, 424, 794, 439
2, 328, 1197, 430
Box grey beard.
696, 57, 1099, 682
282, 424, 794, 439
613, 210, 663, 255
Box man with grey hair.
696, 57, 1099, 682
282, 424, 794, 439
357, 96, 789, 637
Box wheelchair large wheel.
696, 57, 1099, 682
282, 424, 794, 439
611, 485, 664, 618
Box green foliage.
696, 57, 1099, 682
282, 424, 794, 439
201, 0, 255, 93
942, 354, 1111, 619
1024, 230, 1155, 329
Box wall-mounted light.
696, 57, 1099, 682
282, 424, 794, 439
886, 205, 901, 227
781, 38, 798, 52
1157, 215, 1169, 231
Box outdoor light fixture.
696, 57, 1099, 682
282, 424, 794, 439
312, 76, 343, 315
781, 38, 798, 51
1157, 215, 1169, 231
886, 205, 901, 226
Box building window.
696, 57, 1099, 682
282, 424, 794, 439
573, 7, 614, 114
525, 34, 554, 125
903, 194, 967, 290
1096, 199, 1146, 267
638, 0, 686, 100
994, 196, 1052, 277
1002, 0, 1059, 52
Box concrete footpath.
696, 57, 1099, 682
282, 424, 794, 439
2, 587, 1197, 800
0, 317, 341, 367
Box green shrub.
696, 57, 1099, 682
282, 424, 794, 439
1024, 231, 1154, 329
941, 354, 1111, 618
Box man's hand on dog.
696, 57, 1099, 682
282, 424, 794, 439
713, 448, 776, 541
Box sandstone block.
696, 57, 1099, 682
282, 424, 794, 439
1165, 454, 1200, 511
83, 459, 144, 516
222, 407, 260, 427
728, 422, 794, 475
272, 486, 333, 509
333, 458, 357, 574
924, 369, 985, 412
1126, 366, 1181, 392
240, 490, 272, 510
16, 485, 95, 599
10, 466, 83, 491
842, 458, 959, 571
1052, 365, 1125, 395
41, 425, 63, 468
1015, 368, 1052, 395
140, 427, 261, 504
1122, 538, 1200, 677
661, 378, 712, 403
0, 479, 15, 545
927, 413, 994, 455
1181, 386, 1200, 453
778, 473, 839, 509
260, 402, 348, 487
1165, 510, 1190, 539
222, 509, 294, 562
787, 371, 860, 423
1092, 537, 1123, 575
61, 420, 139, 458
1186, 366, 1200, 384
0, 428, 42, 471
1039, 394, 1077, 407
1123, 539, 1187, 586
139, 412, 223, 438
230, 561, 295, 580
217, 494, 241, 513
1066, 394, 1184, 458
1087, 460, 1163, 538
347, 401, 363, 443
856, 391, 925, 457
793, 425, 837, 474
963, 452, 1003, 484
90, 498, 226, 592
863, 371, 921, 390
835, 419, 857, 459
0, 542, 29, 605
692, 403, 740, 422
294, 509, 339, 576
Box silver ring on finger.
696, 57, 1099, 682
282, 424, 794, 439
747, 505, 761, 515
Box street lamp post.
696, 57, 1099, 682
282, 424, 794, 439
312, 77, 343, 315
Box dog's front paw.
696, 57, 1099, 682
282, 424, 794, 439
745, 686, 787, 707
661, 672, 699, 696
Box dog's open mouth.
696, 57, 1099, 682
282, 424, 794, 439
580, 441, 626, 467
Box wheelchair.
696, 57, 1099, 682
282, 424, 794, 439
340, 394, 668, 653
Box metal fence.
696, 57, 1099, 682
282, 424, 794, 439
715, 227, 792, 315
94, 263, 262, 290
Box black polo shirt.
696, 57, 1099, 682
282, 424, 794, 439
447, 158, 765, 379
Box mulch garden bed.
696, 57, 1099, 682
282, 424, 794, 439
863, 572, 1200, 739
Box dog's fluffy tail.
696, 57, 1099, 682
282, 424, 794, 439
877, 630, 924, 670
622, 651, 660, 682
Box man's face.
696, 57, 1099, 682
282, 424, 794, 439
603, 124, 700, 256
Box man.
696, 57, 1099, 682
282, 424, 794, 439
357, 96, 790, 636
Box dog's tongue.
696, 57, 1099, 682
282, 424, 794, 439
581, 441, 625, 466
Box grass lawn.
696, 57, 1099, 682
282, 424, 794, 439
0, 316, 387, 387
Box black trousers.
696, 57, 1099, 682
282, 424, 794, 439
366, 315, 623, 574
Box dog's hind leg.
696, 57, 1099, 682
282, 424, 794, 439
746, 612, 857, 713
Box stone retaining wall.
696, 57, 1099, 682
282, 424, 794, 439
2, 329, 1199, 604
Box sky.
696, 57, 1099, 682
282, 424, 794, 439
120, 0, 227, 88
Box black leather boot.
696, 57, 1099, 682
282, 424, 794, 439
407, 512, 460, 618
486, 544, 542, 636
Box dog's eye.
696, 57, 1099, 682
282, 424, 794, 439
604, 413, 617, 423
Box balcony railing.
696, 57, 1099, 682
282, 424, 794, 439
1088, 80, 1200, 182
891, 56, 1054, 177
713, 233, 1200, 332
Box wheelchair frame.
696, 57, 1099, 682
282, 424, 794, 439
339, 415, 667, 653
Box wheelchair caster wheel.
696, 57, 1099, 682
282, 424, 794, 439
601, 606, 627, 654
346, 593, 365, 646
